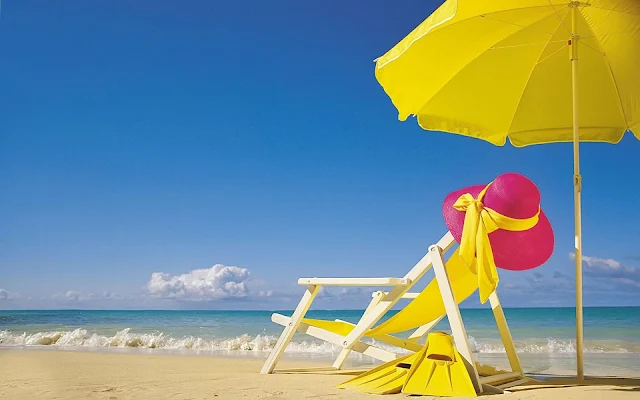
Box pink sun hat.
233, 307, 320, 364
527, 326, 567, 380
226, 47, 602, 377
442, 172, 554, 271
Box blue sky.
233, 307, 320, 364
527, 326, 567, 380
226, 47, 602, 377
1, 0, 639, 310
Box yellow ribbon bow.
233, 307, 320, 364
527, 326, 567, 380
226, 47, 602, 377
453, 182, 540, 303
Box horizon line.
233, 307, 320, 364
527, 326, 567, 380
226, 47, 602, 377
1, 305, 638, 312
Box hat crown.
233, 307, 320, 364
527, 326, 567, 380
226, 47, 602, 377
482, 173, 540, 219
441, 172, 553, 272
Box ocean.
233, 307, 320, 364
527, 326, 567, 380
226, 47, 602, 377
1, 307, 639, 377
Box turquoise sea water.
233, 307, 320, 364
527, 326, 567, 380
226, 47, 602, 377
1, 307, 639, 376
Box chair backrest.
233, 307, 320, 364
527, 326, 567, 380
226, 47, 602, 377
368, 249, 478, 336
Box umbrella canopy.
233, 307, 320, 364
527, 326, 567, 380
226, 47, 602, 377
374, 0, 639, 380
376, 0, 639, 144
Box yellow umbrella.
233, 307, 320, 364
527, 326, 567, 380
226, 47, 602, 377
374, 0, 639, 380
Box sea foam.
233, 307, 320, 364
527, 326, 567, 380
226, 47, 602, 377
0, 329, 636, 354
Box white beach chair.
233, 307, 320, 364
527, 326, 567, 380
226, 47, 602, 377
260, 231, 530, 394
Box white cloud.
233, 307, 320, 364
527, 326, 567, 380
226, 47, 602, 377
611, 277, 640, 289
569, 253, 640, 291
498, 254, 639, 304
570, 253, 639, 277
316, 286, 368, 301
52, 290, 95, 302
0, 289, 20, 301
146, 264, 251, 301
102, 291, 125, 300
524, 271, 571, 293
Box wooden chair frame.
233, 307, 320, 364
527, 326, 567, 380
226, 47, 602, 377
260, 231, 529, 394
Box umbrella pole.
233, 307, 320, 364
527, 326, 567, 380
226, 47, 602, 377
570, 3, 584, 382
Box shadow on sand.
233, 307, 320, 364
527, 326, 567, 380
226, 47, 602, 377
506, 375, 640, 394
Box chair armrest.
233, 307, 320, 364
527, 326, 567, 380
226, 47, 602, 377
372, 291, 420, 299
297, 277, 410, 286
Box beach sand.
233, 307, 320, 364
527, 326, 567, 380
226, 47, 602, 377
1, 350, 639, 400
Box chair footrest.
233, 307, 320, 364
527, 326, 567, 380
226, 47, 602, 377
479, 372, 521, 385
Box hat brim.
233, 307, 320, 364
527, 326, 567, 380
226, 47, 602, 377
442, 185, 554, 271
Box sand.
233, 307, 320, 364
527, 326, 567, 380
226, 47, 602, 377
1, 350, 639, 400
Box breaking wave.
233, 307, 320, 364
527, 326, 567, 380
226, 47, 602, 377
0, 329, 636, 354
467, 336, 636, 354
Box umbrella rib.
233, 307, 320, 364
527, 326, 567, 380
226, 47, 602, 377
491, 39, 566, 51
582, 33, 630, 130
411, 11, 560, 118
546, 0, 571, 35
433, 4, 561, 33
595, 28, 640, 36
535, 43, 568, 65
573, 7, 631, 129
506, 16, 567, 136
481, 14, 556, 35
376, 5, 558, 69
590, 6, 640, 17
579, 40, 606, 56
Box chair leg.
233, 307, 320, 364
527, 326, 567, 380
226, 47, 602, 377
430, 245, 483, 394
340, 249, 437, 355
331, 291, 385, 370
260, 284, 321, 374
271, 314, 398, 363
489, 291, 522, 374
331, 348, 352, 370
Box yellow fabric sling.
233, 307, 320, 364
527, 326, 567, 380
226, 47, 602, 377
453, 182, 539, 303
302, 182, 540, 336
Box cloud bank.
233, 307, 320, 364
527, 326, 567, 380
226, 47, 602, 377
571, 253, 640, 290
3, 253, 638, 309
316, 286, 368, 301
493, 253, 640, 306
146, 264, 251, 301
52, 290, 96, 302
0, 289, 20, 301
